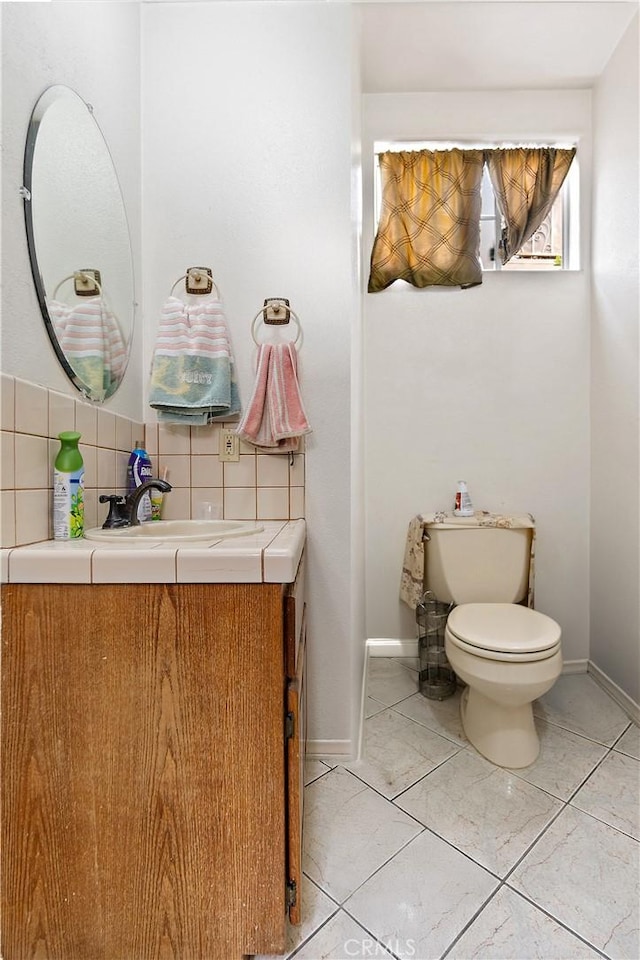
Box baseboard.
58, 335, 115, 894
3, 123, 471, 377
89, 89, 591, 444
562, 659, 588, 675
367, 638, 418, 658
588, 661, 640, 725
306, 740, 354, 763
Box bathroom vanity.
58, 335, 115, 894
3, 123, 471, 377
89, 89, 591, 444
1, 521, 306, 960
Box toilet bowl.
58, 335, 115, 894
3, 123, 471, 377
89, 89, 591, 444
445, 603, 562, 768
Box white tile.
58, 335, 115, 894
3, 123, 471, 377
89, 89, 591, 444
1, 431, 15, 489
302, 766, 422, 903
190, 454, 223, 487
534, 674, 631, 745
158, 423, 191, 455
15, 489, 49, 545
257, 487, 289, 520
79, 445, 97, 488
344, 708, 459, 799
15, 379, 48, 436
505, 719, 608, 801
510, 805, 640, 959
84, 488, 98, 531
115, 451, 129, 490
144, 421, 158, 456
8, 540, 94, 583
75, 402, 98, 445
366, 658, 418, 706
396, 656, 419, 672
1, 548, 11, 583
395, 749, 563, 877
290, 452, 305, 486
48, 391, 75, 438
158, 454, 190, 488
291, 909, 394, 960
305, 760, 331, 786
160, 487, 191, 520
176, 544, 262, 583
448, 885, 602, 960
224, 487, 256, 520
571, 750, 640, 839
615, 723, 640, 760
289, 486, 305, 519
254, 875, 338, 960
191, 488, 224, 521
1, 374, 15, 431
364, 697, 386, 719
96, 448, 116, 489
393, 689, 468, 747
14, 434, 49, 489
262, 519, 304, 582
257, 454, 290, 487
0, 491, 16, 547
345, 829, 498, 960
191, 423, 220, 455
92, 546, 177, 583
96, 408, 116, 449
114, 415, 133, 452
223, 455, 256, 487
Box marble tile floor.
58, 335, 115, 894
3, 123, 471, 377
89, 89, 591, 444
256, 662, 639, 960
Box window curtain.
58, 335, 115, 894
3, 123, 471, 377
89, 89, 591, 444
485, 147, 576, 264
368, 149, 484, 292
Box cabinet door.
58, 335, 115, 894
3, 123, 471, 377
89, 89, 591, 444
286, 606, 306, 925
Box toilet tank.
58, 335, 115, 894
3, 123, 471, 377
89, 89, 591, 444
424, 521, 532, 605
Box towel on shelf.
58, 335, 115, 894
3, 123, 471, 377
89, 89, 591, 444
400, 514, 426, 610
236, 342, 311, 453
148, 297, 240, 424
47, 298, 127, 399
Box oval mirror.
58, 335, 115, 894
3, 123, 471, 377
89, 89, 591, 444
23, 85, 134, 402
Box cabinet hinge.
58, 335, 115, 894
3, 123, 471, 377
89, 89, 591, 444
285, 711, 295, 740
286, 879, 297, 909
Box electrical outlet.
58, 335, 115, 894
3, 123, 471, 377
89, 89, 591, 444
219, 429, 240, 462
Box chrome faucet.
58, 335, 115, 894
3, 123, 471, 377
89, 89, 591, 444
99, 479, 172, 528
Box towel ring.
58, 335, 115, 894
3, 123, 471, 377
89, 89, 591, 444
170, 269, 220, 298
53, 271, 103, 300
251, 308, 302, 347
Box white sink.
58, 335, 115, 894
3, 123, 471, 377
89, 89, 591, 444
84, 519, 264, 543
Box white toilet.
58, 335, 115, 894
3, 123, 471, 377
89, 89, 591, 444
424, 515, 562, 768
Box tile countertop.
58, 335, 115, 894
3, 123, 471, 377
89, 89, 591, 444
1, 520, 306, 586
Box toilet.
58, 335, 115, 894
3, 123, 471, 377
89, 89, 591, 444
424, 515, 562, 768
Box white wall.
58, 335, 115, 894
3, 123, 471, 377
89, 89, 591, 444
1, 1, 142, 418
141, 1, 359, 750
591, 14, 640, 703
363, 91, 592, 664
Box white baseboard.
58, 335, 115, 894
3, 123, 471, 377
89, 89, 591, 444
306, 740, 354, 763
367, 638, 418, 658
562, 659, 588, 675
588, 661, 640, 725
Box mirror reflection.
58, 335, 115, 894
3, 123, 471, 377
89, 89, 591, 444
23, 85, 134, 401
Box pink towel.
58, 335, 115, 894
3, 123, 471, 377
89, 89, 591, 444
237, 342, 311, 452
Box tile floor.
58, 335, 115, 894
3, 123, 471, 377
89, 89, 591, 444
257, 660, 640, 960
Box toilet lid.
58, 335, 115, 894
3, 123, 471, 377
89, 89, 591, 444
447, 603, 561, 654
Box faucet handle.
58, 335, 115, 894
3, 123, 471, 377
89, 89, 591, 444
99, 494, 129, 529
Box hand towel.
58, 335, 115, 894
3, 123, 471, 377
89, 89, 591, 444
236, 342, 311, 453
148, 297, 240, 424
47, 297, 127, 399
400, 514, 426, 610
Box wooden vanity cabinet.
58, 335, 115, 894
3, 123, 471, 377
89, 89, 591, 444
1, 564, 306, 960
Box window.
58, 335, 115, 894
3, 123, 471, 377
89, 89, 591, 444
374, 141, 579, 273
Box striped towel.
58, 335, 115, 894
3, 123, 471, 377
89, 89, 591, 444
148, 297, 240, 424
236, 342, 311, 453
48, 298, 127, 399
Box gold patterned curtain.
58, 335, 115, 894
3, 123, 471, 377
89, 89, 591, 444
485, 147, 576, 264
368, 149, 484, 292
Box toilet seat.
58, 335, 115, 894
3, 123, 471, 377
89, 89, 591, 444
447, 603, 561, 662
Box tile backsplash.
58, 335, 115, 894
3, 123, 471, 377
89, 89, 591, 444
0, 374, 305, 548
